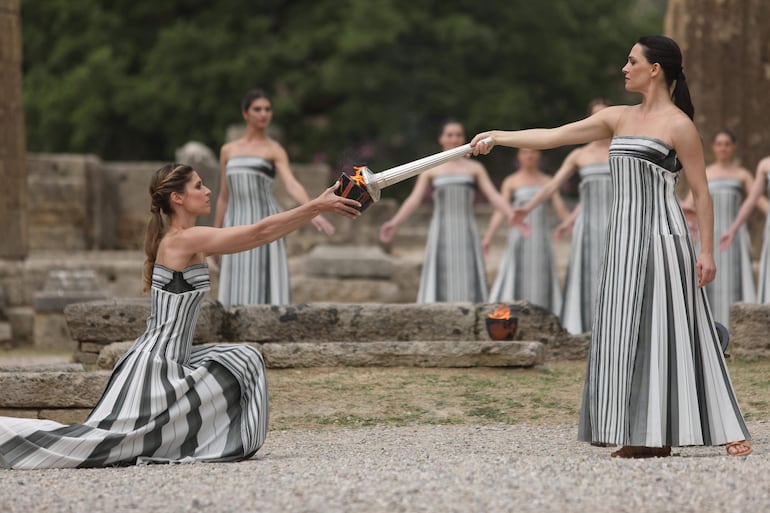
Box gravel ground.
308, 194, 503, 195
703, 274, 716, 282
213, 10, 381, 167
1, 422, 768, 513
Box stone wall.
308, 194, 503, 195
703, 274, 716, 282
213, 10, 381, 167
23, 151, 398, 252
65, 300, 587, 368
27, 154, 104, 250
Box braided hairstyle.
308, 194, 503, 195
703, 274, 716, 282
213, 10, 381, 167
143, 163, 195, 291
637, 35, 694, 120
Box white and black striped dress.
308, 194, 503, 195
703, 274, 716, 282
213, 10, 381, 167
757, 179, 770, 302
578, 136, 750, 447
218, 156, 289, 307
417, 174, 488, 303
0, 264, 269, 469
561, 164, 612, 334
705, 178, 755, 325
489, 185, 562, 313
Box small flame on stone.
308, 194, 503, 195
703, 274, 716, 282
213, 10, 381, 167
487, 304, 511, 320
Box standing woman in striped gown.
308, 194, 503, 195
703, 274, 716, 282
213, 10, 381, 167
215, 89, 336, 308
0, 164, 360, 469
683, 130, 757, 326
720, 155, 770, 301
499, 100, 613, 332
379, 120, 513, 303
483, 148, 570, 313
471, 35, 752, 457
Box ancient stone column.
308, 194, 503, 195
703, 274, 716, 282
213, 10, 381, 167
0, 0, 28, 259
666, 0, 770, 170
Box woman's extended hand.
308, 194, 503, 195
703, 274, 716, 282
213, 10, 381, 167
314, 182, 361, 219
469, 132, 496, 156
695, 252, 716, 288
380, 220, 397, 244
508, 207, 532, 236
719, 230, 735, 252
554, 218, 574, 241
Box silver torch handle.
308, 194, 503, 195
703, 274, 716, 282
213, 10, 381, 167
362, 136, 494, 201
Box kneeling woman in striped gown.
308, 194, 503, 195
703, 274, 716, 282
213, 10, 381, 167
471, 35, 752, 458
0, 163, 360, 469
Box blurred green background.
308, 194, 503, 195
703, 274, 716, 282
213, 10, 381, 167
20, 0, 665, 196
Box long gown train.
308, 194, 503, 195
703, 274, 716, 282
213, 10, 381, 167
0, 264, 269, 469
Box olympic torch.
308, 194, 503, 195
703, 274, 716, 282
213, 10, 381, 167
334, 137, 494, 212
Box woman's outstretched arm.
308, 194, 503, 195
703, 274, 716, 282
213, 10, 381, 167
176, 183, 359, 257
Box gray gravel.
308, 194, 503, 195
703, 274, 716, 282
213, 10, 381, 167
1, 422, 768, 513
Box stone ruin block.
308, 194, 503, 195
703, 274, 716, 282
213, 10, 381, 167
33, 270, 109, 350
26, 154, 100, 251
65, 298, 225, 363
304, 244, 393, 280
260, 340, 544, 368
228, 302, 478, 343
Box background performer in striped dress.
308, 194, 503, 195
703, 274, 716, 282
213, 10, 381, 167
215, 89, 336, 308
720, 154, 770, 302
379, 120, 513, 303
471, 35, 752, 458
0, 164, 360, 469
501, 100, 613, 333
483, 148, 570, 313
683, 130, 757, 326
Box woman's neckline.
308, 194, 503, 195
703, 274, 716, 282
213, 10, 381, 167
228, 154, 274, 162
154, 262, 208, 273
612, 135, 674, 151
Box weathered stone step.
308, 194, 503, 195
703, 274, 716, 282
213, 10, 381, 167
66, 300, 576, 365
0, 370, 110, 409
95, 339, 544, 371
0, 362, 84, 373
260, 340, 544, 368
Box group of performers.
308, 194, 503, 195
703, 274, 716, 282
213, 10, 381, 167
0, 35, 757, 468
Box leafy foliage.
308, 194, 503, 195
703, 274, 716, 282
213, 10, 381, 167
21, 0, 662, 184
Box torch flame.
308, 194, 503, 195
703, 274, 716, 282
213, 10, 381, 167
487, 304, 511, 320
351, 166, 367, 187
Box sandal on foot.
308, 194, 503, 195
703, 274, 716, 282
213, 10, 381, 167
726, 441, 752, 457
611, 446, 671, 459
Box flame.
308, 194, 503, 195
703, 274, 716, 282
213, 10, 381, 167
487, 304, 511, 320
351, 166, 367, 187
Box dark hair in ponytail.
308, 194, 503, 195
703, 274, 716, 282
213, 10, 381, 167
143, 163, 195, 292
637, 35, 694, 120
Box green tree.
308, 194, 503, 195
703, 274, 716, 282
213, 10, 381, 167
21, 0, 662, 186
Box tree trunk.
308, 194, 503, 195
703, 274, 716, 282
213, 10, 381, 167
0, 0, 28, 259
666, 0, 770, 171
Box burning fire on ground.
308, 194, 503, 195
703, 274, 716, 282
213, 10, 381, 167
487, 304, 511, 320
